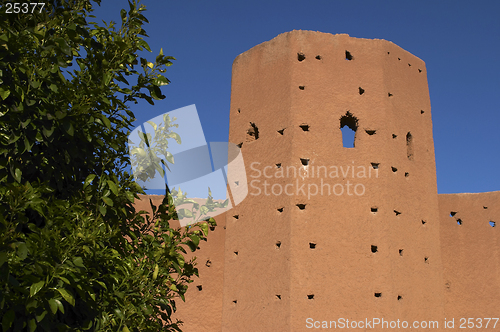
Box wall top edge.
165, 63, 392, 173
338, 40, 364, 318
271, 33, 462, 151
438, 190, 500, 197
233, 29, 425, 67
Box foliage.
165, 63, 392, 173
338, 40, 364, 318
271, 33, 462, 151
128, 116, 229, 224
0, 1, 215, 331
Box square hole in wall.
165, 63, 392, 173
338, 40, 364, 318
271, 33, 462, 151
299, 86, 305, 90
371, 245, 378, 253
309, 243, 316, 249
275, 241, 282, 249
276, 163, 282, 169
233, 215, 239, 220
371, 163, 379, 170
421, 220, 427, 225
399, 249, 403, 256
277, 207, 284, 213
297, 53, 305, 61
489, 221, 496, 227
371, 207, 378, 214
374, 293, 382, 298
366, 129, 376, 135
345, 50, 353, 60
197, 285, 203, 291
391, 167, 398, 173
307, 294, 315, 300
246, 122, 259, 142
300, 124, 310, 131
206, 260, 212, 267
297, 204, 306, 210
450, 211, 457, 217
276, 294, 282, 300
277, 128, 285, 135
457, 219, 463, 225
315, 55, 322, 60
394, 210, 401, 216
398, 295, 402, 301
424, 256, 429, 263
300, 158, 309, 166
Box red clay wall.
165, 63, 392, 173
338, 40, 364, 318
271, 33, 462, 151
222, 30, 445, 331
131, 32, 500, 331
439, 192, 500, 323
133, 195, 226, 331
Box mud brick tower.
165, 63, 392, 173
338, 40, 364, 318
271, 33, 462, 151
222, 30, 444, 330
150, 30, 499, 331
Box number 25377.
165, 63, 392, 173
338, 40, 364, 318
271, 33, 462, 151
4, 3, 46, 14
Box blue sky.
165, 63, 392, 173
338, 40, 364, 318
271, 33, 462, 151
93, 0, 499, 195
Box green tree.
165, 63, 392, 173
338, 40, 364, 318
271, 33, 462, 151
0, 1, 215, 331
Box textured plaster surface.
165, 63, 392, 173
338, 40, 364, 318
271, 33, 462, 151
133, 195, 226, 331
439, 192, 500, 321
131, 31, 499, 332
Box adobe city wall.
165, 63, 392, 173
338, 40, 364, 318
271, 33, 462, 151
439, 191, 500, 322
133, 31, 499, 331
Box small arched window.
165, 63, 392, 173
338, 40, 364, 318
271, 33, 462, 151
340, 112, 358, 148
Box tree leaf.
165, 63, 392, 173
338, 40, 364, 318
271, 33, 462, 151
56, 288, 75, 306
14, 168, 21, 183
102, 196, 114, 206
63, 121, 74, 136
146, 120, 157, 131
17, 242, 28, 260
125, 191, 135, 203
99, 205, 107, 216
152, 264, 159, 280
30, 280, 45, 297
106, 180, 118, 195
170, 132, 181, 144
83, 174, 96, 188
0, 87, 10, 100
48, 299, 58, 314
28, 319, 36, 332
164, 151, 174, 164
35, 310, 47, 323
100, 114, 111, 129
72, 257, 85, 268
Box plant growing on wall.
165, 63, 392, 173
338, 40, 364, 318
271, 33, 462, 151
0, 1, 214, 331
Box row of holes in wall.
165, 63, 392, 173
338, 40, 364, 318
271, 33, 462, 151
449, 210, 496, 227
231, 293, 405, 303
297, 50, 423, 99
274, 160, 410, 178
242, 115, 415, 154
297, 50, 423, 74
